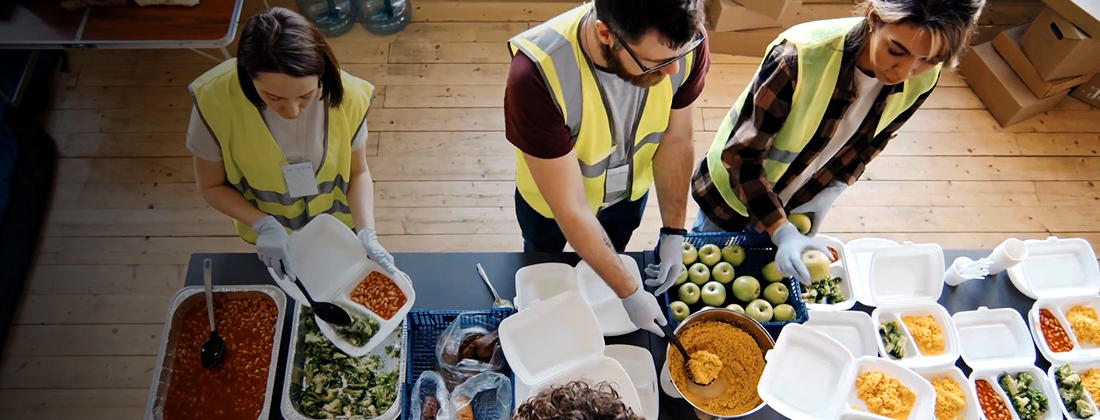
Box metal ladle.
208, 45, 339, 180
200, 259, 226, 369
292, 276, 352, 326
659, 323, 715, 386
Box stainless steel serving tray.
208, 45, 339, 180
281, 304, 407, 420
144, 285, 288, 420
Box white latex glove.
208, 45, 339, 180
789, 180, 848, 236
645, 231, 686, 296
357, 228, 412, 284
253, 215, 293, 278
622, 287, 668, 337
771, 222, 830, 286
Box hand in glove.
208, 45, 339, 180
645, 229, 686, 296
357, 228, 412, 284
253, 215, 293, 278
789, 181, 848, 236
771, 222, 830, 285
621, 286, 668, 337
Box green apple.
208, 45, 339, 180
732, 275, 761, 302
701, 281, 727, 307
721, 244, 746, 267
763, 282, 789, 306
726, 304, 745, 314
802, 249, 832, 282
670, 301, 691, 322
711, 262, 736, 284
746, 299, 774, 323
688, 262, 710, 286
674, 264, 689, 286
698, 244, 722, 267
678, 282, 701, 305
701, 306, 716, 311
682, 242, 698, 265
773, 304, 796, 322
762, 261, 785, 283
789, 213, 812, 235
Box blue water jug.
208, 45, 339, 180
297, 0, 356, 38
356, 0, 411, 35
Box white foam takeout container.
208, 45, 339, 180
513, 255, 641, 336
604, 345, 659, 420
912, 365, 982, 420
1045, 360, 1100, 420
804, 235, 859, 312
845, 238, 902, 308
499, 292, 644, 417
757, 323, 936, 420
1029, 295, 1100, 365
1007, 237, 1100, 301
954, 307, 1061, 420
867, 242, 961, 370
267, 214, 415, 357
804, 310, 879, 358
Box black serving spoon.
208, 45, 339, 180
200, 259, 226, 369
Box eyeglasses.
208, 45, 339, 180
611, 31, 705, 75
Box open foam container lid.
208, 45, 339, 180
500, 291, 605, 386
803, 310, 879, 358
758, 323, 854, 418
1009, 237, 1100, 300
868, 242, 945, 306
951, 307, 1034, 372
272, 214, 372, 303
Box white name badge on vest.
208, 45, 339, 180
605, 164, 630, 197
282, 162, 320, 198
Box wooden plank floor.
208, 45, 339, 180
3, 0, 1098, 418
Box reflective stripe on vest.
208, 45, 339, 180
189, 59, 374, 243
508, 4, 695, 218
705, 17, 940, 216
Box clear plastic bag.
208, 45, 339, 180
410, 371, 453, 420
450, 372, 513, 420
435, 313, 506, 390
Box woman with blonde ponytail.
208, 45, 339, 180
692, 0, 984, 283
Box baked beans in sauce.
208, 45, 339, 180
976, 379, 1013, 420
1040, 309, 1074, 353
351, 271, 407, 320
164, 293, 278, 420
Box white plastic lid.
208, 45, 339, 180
804, 310, 879, 358
845, 238, 900, 307
868, 242, 945, 306
499, 291, 604, 386
281, 214, 369, 302
514, 263, 577, 311
951, 307, 1034, 372
1010, 237, 1100, 300
576, 255, 640, 336
758, 323, 853, 419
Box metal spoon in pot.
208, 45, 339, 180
659, 323, 716, 386
200, 258, 226, 369
292, 276, 352, 326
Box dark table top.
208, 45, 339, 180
185, 248, 1044, 420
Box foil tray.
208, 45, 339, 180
144, 285, 288, 420
281, 304, 407, 420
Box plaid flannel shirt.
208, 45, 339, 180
691, 32, 936, 232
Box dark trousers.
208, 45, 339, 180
515, 189, 648, 253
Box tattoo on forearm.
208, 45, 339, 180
602, 231, 615, 251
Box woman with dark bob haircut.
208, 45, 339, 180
186, 7, 409, 283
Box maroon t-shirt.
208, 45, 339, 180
505, 37, 711, 159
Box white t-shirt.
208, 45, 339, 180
594, 68, 645, 206
778, 69, 883, 203
186, 98, 368, 169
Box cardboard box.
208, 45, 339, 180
731, 0, 794, 24
993, 24, 1093, 98
707, 0, 779, 32
959, 42, 1069, 127
1072, 74, 1100, 108
707, 0, 800, 56
1020, 7, 1100, 81
1040, 0, 1100, 42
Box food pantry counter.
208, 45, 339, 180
182, 248, 1055, 420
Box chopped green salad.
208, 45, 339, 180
999, 371, 1049, 420
801, 276, 847, 304
1056, 364, 1096, 419
299, 309, 399, 419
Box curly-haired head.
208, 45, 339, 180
513, 381, 643, 420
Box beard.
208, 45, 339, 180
600, 43, 666, 88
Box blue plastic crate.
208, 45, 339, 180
655, 231, 809, 337
401, 309, 515, 420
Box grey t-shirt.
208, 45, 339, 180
186, 98, 368, 168
593, 69, 645, 206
